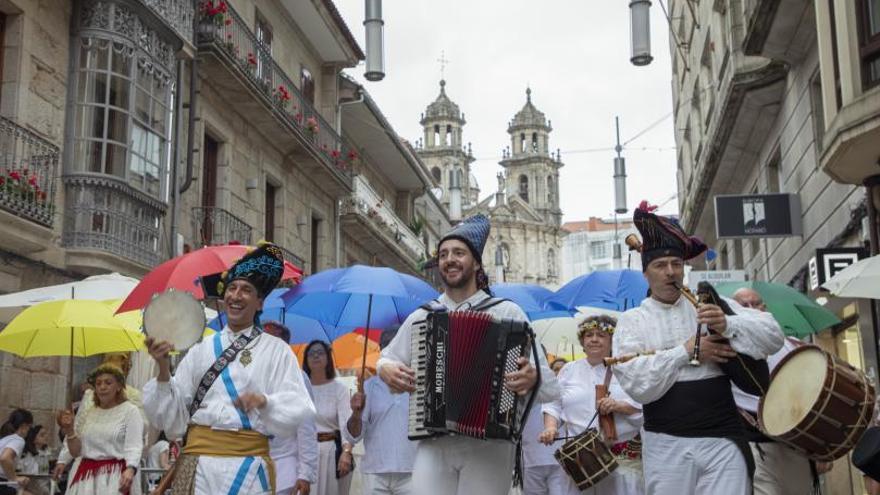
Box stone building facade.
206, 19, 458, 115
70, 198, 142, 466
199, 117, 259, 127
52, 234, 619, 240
669, 1, 879, 491
0, 0, 442, 433
415, 85, 564, 288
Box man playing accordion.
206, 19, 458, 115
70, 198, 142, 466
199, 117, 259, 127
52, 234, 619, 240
611, 202, 783, 495
377, 214, 560, 495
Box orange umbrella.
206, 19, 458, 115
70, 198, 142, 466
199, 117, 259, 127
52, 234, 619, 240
292, 333, 380, 373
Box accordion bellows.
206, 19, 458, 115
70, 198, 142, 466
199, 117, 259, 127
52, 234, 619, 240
409, 310, 533, 441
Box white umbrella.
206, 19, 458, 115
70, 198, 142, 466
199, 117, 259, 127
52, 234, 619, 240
533, 307, 622, 361
0, 272, 140, 323
822, 255, 880, 299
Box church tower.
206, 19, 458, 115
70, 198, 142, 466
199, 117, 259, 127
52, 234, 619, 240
500, 88, 563, 226
416, 80, 478, 219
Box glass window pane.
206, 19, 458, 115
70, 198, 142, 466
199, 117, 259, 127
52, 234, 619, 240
869, 0, 880, 37
135, 88, 150, 123
106, 144, 127, 178
107, 109, 128, 144
147, 132, 161, 164
145, 162, 161, 197
109, 75, 130, 109
151, 101, 167, 135
79, 71, 107, 104
131, 125, 146, 156
75, 140, 103, 173
83, 106, 105, 140
129, 155, 144, 188
111, 47, 131, 75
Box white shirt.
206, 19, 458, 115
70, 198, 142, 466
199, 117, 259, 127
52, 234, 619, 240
0, 434, 24, 479
143, 325, 316, 494
612, 295, 784, 405
346, 376, 417, 474
544, 359, 643, 442
733, 337, 801, 413
521, 403, 559, 468
75, 401, 144, 468
143, 325, 315, 439
146, 440, 169, 470
377, 290, 561, 407
270, 370, 319, 489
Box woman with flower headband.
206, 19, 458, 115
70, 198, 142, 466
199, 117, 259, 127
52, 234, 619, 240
539, 315, 644, 495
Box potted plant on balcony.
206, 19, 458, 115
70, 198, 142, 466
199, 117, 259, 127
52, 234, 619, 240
198, 0, 229, 42
305, 116, 319, 137
273, 84, 292, 110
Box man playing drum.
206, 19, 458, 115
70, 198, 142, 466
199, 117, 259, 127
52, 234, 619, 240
612, 202, 784, 495
143, 242, 315, 494
377, 214, 560, 495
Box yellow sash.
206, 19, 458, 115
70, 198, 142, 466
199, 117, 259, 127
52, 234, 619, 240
182, 425, 275, 492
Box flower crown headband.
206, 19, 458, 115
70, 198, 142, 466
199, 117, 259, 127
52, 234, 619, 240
578, 319, 616, 335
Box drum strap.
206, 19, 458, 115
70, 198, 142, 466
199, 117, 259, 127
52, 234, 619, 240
188, 329, 260, 417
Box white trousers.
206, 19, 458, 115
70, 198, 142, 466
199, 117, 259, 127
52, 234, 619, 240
751, 442, 813, 495
316, 440, 352, 495
553, 458, 644, 495
412, 436, 515, 495
523, 464, 568, 495
363, 472, 412, 495
642, 431, 748, 495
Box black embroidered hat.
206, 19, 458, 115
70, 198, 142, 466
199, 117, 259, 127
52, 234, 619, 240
631, 200, 706, 271
214, 241, 285, 299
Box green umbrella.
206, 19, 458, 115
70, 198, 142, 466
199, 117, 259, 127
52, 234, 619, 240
714, 281, 840, 337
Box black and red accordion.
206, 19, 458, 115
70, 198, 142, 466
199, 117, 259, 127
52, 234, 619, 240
408, 309, 536, 441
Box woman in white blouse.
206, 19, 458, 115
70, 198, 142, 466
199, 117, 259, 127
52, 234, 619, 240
540, 315, 644, 495
0, 409, 33, 495
57, 364, 143, 495
303, 340, 355, 495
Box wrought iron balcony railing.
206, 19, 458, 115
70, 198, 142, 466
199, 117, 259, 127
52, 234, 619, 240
62, 174, 166, 267
142, 0, 194, 45
276, 244, 306, 271
342, 175, 426, 263
0, 116, 59, 227
196, 2, 356, 183
191, 206, 253, 247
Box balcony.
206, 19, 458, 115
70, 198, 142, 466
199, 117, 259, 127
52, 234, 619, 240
142, 0, 194, 46
276, 244, 306, 271
196, 4, 355, 195
341, 175, 427, 275
62, 174, 166, 274
191, 206, 253, 247
742, 0, 814, 65
0, 117, 59, 228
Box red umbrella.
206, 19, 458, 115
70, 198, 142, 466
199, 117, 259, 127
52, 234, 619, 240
116, 245, 303, 313
353, 327, 384, 343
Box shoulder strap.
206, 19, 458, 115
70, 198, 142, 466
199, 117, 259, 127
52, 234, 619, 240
419, 299, 446, 313
470, 297, 511, 312
603, 365, 613, 390
187, 330, 259, 417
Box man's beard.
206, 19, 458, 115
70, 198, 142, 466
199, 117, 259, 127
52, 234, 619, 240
440, 263, 475, 289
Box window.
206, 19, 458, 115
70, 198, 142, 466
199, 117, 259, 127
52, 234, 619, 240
547, 175, 554, 203
532, 132, 539, 152
829, 0, 843, 107
590, 241, 607, 258
858, 0, 880, 89
300, 67, 314, 104
445, 125, 452, 146
433, 124, 440, 146
431, 167, 442, 183
520, 133, 526, 153
310, 216, 321, 275
518, 174, 529, 202
255, 17, 272, 84
265, 182, 277, 241
766, 149, 781, 193
72, 37, 170, 198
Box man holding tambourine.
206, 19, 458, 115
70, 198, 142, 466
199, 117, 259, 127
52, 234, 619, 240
143, 241, 315, 494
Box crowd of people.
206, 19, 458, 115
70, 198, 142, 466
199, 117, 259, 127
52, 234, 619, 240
2, 205, 874, 495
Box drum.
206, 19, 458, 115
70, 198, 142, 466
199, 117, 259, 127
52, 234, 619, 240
143, 290, 206, 351
554, 429, 618, 490
758, 345, 875, 461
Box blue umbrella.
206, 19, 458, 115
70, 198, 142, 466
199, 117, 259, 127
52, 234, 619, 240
281, 265, 439, 377
208, 288, 340, 343
546, 269, 649, 312
490, 283, 572, 320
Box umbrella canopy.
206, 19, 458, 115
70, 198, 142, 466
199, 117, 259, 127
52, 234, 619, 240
533, 306, 623, 361
715, 281, 840, 337
490, 283, 570, 320
822, 254, 880, 299
0, 273, 140, 323
546, 269, 649, 312
117, 245, 303, 313
291, 333, 381, 372
281, 265, 439, 334
0, 299, 144, 358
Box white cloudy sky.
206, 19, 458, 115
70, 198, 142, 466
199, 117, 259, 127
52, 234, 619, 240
334, 1, 680, 222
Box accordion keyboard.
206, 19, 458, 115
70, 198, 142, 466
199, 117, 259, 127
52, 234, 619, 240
408, 319, 433, 439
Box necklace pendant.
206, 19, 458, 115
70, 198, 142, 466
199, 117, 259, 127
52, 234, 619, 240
240, 349, 253, 367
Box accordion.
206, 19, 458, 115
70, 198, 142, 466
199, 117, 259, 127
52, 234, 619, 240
408, 309, 535, 441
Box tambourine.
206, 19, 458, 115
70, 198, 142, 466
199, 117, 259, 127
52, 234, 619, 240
143, 290, 206, 351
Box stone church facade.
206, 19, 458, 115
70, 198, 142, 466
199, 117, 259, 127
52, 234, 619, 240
415, 83, 565, 288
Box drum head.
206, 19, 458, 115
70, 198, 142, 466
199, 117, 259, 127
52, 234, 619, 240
143, 291, 206, 351
761, 347, 828, 437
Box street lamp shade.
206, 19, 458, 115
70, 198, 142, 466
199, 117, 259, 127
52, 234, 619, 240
364, 0, 385, 81
629, 0, 653, 66
614, 157, 628, 214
